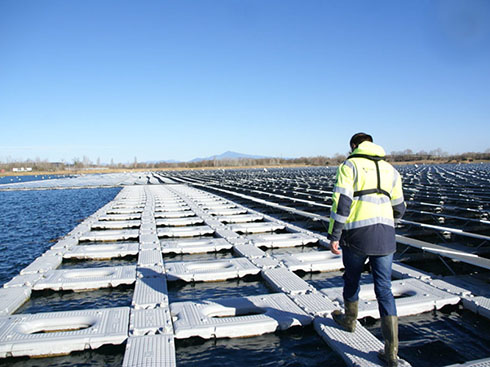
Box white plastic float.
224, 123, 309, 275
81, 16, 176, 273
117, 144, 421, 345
291, 292, 338, 316
130, 307, 173, 335
122, 335, 176, 367
233, 243, 267, 258
154, 211, 196, 219
32, 266, 137, 291
217, 214, 264, 223
107, 207, 144, 214
3, 273, 44, 288
0, 307, 129, 358
165, 258, 260, 282
206, 208, 248, 216
50, 237, 79, 250
248, 256, 281, 269
229, 222, 285, 234
0, 287, 32, 316
170, 293, 312, 339
156, 217, 204, 227
247, 233, 319, 248
161, 238, 233, 254
462, 296, 490, 320
20, 255, 62, 275
261, 267, 315, 295
201, 203, 238, 210
63, 243, 139, 260
275, 251, 343, 272
391, 262, 432, 280
79, 229, 140, 242
157, 225, 214, 238
99, 213, 142, 221
132, 276, 169, 310
321, 278, 461, 319
314, 316, 411, 367
91, 220, 141, 229
155, 205, 190, 212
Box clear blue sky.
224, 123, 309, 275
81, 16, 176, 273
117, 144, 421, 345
1, 0, 489, 164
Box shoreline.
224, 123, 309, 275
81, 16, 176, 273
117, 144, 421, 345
1, 160, 489, 177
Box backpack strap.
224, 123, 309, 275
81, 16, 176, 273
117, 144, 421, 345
347, 154, 391, 199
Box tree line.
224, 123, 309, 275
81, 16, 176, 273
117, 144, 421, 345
1, 150, 489, 173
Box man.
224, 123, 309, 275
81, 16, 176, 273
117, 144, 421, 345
328, 132, 406, 366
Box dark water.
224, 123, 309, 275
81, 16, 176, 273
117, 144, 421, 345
60, 257, 137, 269
0, 187, 121, 286
365, 306, 490, 367
163, 249, 235, 262
1, 187, 490, 366
0, 345, 125, 367
168, 275, 271, 303
16, 286, 134, 314
176, 326, 345, 367
0, 174, 73, 185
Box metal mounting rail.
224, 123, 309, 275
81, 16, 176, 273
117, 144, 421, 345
178, 178, 490, 244
416, 201, 488, 215
173, 176, 332, 210
232, 184, 489, 227
405, 209, 490, 225
395, 235, 490, 271
180, 180, 490, 271
400, 219, 490, 242
183, 181, 328, 222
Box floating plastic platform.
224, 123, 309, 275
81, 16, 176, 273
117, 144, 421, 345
0, 307, 129, 358
0, 182, 487, 367
157, 225, 215, 238
321, 278, 461, 319
246, 233, 319, 248
170, 293, 313, 339
161, 238, 233, 254
63, 243, 139, 260
32, 266, 136, 291
275, 251, 343, 272
165, 258, 260, 282
217, 214, 264, 223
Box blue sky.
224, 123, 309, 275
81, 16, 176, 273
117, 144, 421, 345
1, 0, 489, 163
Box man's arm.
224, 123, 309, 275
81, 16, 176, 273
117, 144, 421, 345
391, 170, 406, 221
328, 161, 355, 252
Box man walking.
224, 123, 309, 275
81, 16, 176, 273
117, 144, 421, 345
328, 132, 406, 366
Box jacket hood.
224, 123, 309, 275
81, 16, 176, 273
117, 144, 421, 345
351, 141, 386, 157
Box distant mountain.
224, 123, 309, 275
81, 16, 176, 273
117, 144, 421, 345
145, 159, 182, 164
190, 151, 269, 162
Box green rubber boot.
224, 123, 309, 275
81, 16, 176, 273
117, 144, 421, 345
331, 300, 358, 332
378, 316, 399, 366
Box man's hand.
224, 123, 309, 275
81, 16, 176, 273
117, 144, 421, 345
330, 240, 341, 255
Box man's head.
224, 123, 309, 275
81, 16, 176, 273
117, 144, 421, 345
349, 132, 373, 152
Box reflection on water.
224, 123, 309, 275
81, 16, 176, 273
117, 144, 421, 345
0, 345, 125, 367
15, 285, 133, 314
297, 269, 373, 289
263, 244, 326, 256
60, 257, 137, 269
365, 306, 490, 367
0, 187, 121, 286
163, 250, 235, 262
168, 275, 271, 303
176, 326, 346, 367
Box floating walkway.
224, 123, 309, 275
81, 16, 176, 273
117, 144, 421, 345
0, 182, 488, 366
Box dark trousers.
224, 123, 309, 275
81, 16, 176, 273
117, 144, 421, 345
342, 246, 397, 317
